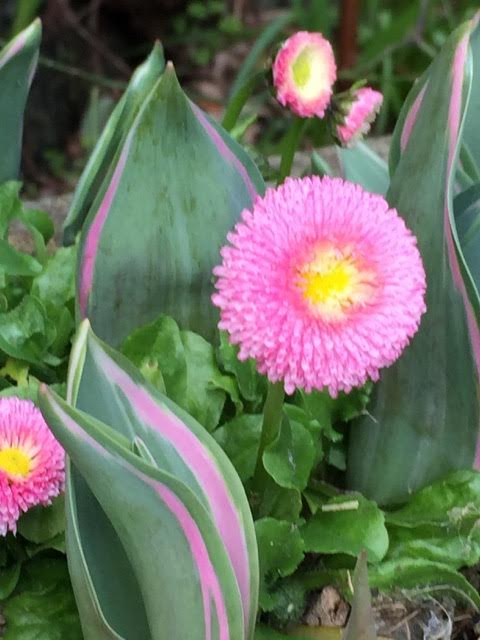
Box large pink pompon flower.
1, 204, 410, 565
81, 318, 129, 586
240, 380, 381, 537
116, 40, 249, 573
273, 31, 336, 118
0, 397, 65, 535
213, 176, 426, 396
336, 87, 383, 146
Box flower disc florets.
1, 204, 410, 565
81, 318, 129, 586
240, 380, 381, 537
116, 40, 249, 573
272, 31, 337, 118
213, 176, 426, 395
0, 397, 65, 535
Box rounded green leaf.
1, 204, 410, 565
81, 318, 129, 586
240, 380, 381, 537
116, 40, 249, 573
301, 494, 389, 563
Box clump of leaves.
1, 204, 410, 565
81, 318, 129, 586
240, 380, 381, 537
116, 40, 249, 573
0, 181, 76, 399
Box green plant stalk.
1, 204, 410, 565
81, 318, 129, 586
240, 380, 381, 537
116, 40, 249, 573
277, 118, 307, 185
228, 11, 293, 99
10, 0, 41, 37
222, 73, 262, 132
252, 381, 285, 490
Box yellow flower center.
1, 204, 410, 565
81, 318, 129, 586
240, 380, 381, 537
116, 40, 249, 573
296, 246, 377, 320
0, 447, 31, 478
292, 49, 312, 88
291, 46, 331, 100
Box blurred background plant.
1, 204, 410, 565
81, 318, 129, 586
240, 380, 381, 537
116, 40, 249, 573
0, 0, 478, 193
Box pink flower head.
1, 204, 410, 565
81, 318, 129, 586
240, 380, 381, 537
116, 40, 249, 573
336, 87, 383, 146
0, 397, 65, 535
213, 177, 426, 396
273, 31, 337, 118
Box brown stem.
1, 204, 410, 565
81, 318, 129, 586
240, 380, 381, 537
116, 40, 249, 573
339, 0, 361, 70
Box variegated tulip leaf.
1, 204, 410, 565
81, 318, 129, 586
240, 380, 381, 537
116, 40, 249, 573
63, 43, 165, 244
388, 70, 428, 175
348, 18, 480, 504
337, 142, 389, 195
66, 320, 258, 640
0, 20, 41, 184
38, 386, 245, 640
461, 17, 480, 177
64, 460, 147, 640
455, 182, 480, 289
77, 63, 264, 345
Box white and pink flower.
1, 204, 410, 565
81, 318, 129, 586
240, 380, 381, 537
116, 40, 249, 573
336, 87, 383, 146
272, 31, 337, 118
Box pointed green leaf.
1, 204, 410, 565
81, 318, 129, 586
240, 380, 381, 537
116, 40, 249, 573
77, 64, 264, 345
65, 321, 258, 639
348, 18, 480, 504
38, 386, 246, 640
63, 43, 164, 244
342, 552, 377, 640
0, 20, 41, 183
337, 142, 389, 195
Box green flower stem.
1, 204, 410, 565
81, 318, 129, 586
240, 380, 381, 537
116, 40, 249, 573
253, 381, 285, 489
277, 117, 307, 185
222, 73, 262, 132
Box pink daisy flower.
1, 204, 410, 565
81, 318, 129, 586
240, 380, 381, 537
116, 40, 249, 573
0, 397, 65, 535
272, 31, 337, 118
336, 87, 383, 146
213, 176, 426, 396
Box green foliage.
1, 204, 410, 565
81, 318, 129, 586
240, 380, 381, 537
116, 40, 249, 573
302, 494, 389, 563
369, 559, 480, 609
17, 497, 65, 545
385, 471, 480, 567
122, 315, 239, 431
214, 414, 262, 482
265, 581, 307, 631
263, 415, 315, 492
0, 182, 76, 391
2, 557, 82, 640
255, 518, 305, 610
170, 0, 247, 69
218, 331, 267, 411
